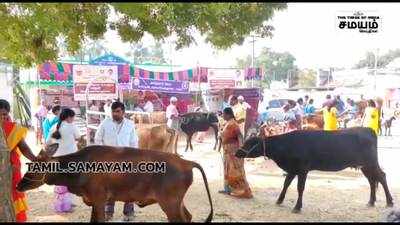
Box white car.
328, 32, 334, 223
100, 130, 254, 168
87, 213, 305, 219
258, 98, 293, 123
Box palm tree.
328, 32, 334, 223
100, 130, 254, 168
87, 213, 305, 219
11, 66, 31, 127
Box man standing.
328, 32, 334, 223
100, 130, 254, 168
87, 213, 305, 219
34, 100, 48, 144
230, 95, 246, 136
304, 95, 309, 106
322, 94, 332, 108
166, 97, 180, 155
94, 101, 139, 222
143, 96, 154, 113
304, 99, 316, 116
238, 95, 251, 110
42, 105, 61, 142
293, 98, 305, 117
221, 94, 231, 111
336, 95, 345, 114
166, 97, 180, 130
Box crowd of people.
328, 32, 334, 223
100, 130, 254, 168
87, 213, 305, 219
261, 94, 395, 136
4, 91, 399, 222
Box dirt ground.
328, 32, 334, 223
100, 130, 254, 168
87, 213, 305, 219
21, 131, 400, 222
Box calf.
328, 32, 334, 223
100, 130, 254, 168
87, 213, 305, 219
235, 127, 394, 213
179, 112, 219, 152
137, 124, 178, 154
383, 116, 396, 136
17, 144, 213, 222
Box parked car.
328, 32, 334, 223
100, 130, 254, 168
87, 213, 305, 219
258, 98, 292, 123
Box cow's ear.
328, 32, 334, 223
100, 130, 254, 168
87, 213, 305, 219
37, 149, 47, 161
45, 143, 59, 157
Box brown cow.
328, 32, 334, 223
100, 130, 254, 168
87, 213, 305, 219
137, 124, 178, 155
16, 144, 213, 222
302, 112, 324, 130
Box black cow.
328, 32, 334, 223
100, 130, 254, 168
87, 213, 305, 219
235, 127, 394, 213
179, 112, 219, 152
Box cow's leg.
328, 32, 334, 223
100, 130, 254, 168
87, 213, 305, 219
376, 167, 394, 207
217, 138, 221, 152
211, 124, 219, 150
182, 205, 192, 222
90, 207, 96, 222
361, 167, 377, 207
92, 203, 106, 222
292, 172, 308, 213
189, 133, 194, 151
276, 173, 296, 205
185, 133, 190, 152
158, 199, 185, 222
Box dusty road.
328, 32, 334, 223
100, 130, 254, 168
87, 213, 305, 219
20, 126, 400, 222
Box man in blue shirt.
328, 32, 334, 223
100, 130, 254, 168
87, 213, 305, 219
221, 95, 232, 111
336, 95, 345, 114
42, 105, 61, 141
304, 99, 316, 116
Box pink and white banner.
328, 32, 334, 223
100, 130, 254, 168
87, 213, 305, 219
73, 65, 118, 101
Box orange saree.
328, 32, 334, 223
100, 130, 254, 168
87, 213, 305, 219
221, 119, 253, 199
3, 121, 28, 222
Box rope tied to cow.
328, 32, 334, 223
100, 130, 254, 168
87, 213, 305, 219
21, 173, 47, 183
238, 137, 269, 160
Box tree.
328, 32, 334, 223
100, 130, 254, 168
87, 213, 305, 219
0, 127, 15, 222
0, 3, 286, 68
126, 41, 167, 64
354, 49, 400, 69
235, 47, 297, 88
297, 69, 317, 88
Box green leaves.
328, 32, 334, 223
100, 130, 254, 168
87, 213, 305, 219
127, 41, 167, 64
235, 47, 297, 88
297, 69, 317, 88
0, 3, 286, 68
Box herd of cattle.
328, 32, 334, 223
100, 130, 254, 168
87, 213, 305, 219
16, 111, 396, 222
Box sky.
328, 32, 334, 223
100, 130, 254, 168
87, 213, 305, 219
101, 3, 400, 70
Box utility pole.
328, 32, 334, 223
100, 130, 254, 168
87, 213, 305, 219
374, 48, 379, 92
169, 39, 173, 71
196, 60, 200, 105
249, 35, 256, 88
249, 35, 264, 88
251, 36, 255, 68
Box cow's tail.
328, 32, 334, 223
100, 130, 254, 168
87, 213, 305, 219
190, 161, 213, 222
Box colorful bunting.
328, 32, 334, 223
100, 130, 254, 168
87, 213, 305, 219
37, 60, 262, 85
244, 67, 263, 80
130, 67, 206, 82
38, 62, 130, 84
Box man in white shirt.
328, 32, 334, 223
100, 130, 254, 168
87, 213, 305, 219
166, 96, 180, 130
238, 95, 252, 110
293, 98, 305, 117
94, 101, 139, 222
143, 97, 154, 113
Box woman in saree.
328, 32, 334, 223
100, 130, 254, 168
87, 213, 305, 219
218, 107, 253, 199
362, 99, 379, 135
0, 99, 37, 222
